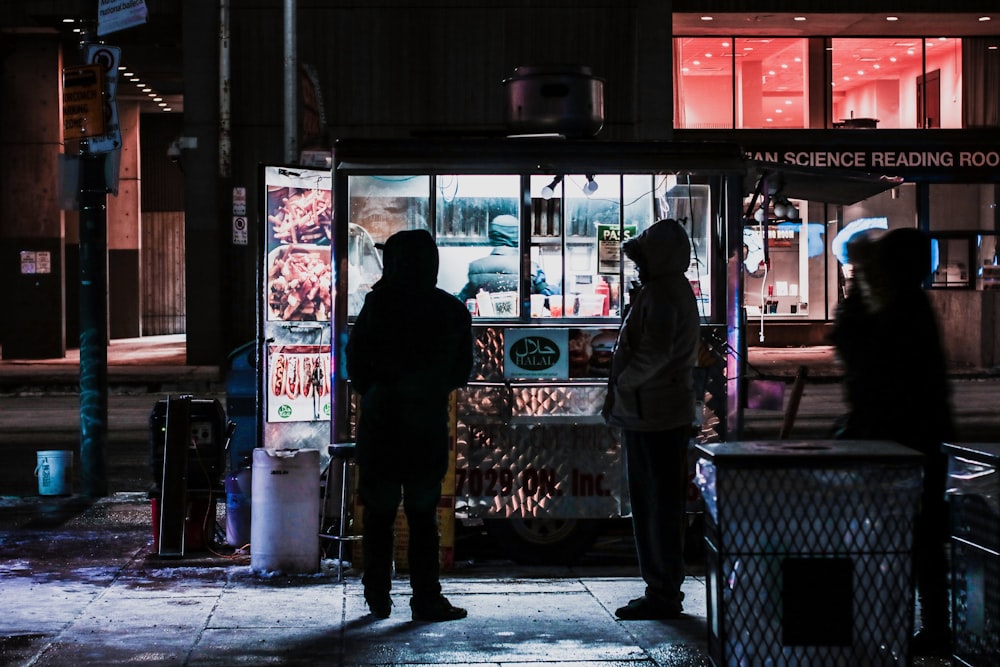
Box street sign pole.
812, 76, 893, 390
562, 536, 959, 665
78, 148, 109, 498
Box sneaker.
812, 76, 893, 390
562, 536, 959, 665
410, 595, 468, 622
615, 596, 683, 620
364, 591, 392, 619
911, 627, 951, 657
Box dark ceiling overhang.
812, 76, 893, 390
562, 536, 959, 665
746, 160, 903, 206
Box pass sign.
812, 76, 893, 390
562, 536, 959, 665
63, 65, 105, 139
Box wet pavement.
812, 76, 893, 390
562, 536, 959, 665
1, 336, 989, 665
1, 492, 718, 667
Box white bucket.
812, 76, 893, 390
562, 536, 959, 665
250, 448, 320, 574
35, 450, 73, 496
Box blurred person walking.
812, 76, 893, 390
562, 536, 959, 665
830, 227, 954, 656
346, 229, 473, 622
603, 219, 700, 620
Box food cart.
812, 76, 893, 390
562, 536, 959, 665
327, 138, 746, 563
257, 140, 900, 563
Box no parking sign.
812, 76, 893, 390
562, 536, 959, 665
233, 216, 248, 245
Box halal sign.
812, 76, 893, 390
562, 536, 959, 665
504, 328, 569, 379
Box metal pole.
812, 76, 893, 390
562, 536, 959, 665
78, 149, 109, 497
283, 0, 297, 163
219, 0, 231, 178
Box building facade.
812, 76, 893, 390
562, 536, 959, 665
1, 1, 998, 366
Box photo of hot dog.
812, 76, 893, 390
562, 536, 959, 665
284, 355, 300, 399
266, 345, 332, 422
301, 356, 314, 398
271, 353, 286, 397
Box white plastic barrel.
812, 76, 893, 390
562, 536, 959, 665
250, 448, 320, 574
35, 450, 73, 496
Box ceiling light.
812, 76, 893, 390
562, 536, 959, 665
583, 175, 599, 196
540, 176, 563, 200
141, 87, 151, 92
701, 16, 713, 21
794, 17, 806, 22
979, 16, 991, 22
886, 16, 899, 22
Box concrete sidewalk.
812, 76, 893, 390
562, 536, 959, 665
1, 493, 713, 667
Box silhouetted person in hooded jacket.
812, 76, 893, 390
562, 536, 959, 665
603, 218, 699, 620
346, 229, 473, 622
831, 227, 954, 657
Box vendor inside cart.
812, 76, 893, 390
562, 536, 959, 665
457, 214, 554, 304
458, 214, 556, 314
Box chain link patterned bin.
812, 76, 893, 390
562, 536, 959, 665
695, 440, 923, 667
944, 442, 1000, 667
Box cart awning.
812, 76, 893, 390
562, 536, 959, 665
746, 161, 903, 206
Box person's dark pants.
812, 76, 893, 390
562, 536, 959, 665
359, 471, 442, 602
623, 426, 690, 610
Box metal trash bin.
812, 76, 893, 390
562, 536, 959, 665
944, 442, 1000, 667
695, 440, 923, 666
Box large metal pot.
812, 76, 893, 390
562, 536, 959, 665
502, 65, 605, 138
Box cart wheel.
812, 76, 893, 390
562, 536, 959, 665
483, 517, 601, 565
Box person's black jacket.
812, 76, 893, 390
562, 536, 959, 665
346, 229, 473, 477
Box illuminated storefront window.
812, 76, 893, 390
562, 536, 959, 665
675, 37, 735, 129
674, 36, 964, 129
830, 38, 963, 129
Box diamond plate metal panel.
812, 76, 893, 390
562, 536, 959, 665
455, 421, 624, 520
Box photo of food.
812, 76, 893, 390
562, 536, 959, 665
267, 186, 332, 249
267, 244, 332, 321
268, 345, 332, 422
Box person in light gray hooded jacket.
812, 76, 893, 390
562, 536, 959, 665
603, 218, 699, 620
